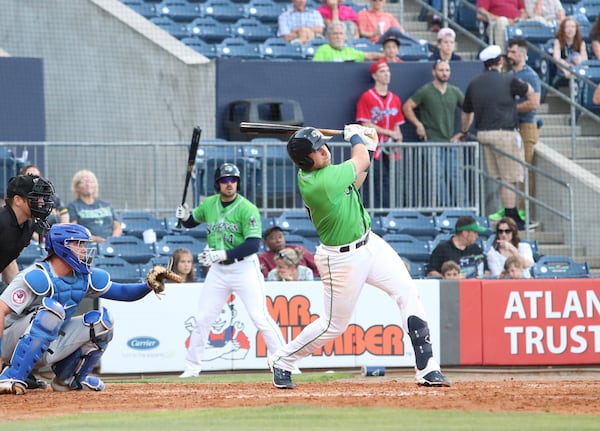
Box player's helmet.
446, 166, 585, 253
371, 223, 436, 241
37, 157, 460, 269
44, 223, 96, 275
214, 162, 241, 192
287, 127, 332, 170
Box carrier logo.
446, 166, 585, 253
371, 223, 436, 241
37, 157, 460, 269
127, 337, 160, 350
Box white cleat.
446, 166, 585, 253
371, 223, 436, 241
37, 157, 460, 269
0, 379, 27, 395
179, 369, 200, 378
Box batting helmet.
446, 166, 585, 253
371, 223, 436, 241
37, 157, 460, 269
45, 223, 96, 275
287, 127, 332, 170
214, 162, 241, 192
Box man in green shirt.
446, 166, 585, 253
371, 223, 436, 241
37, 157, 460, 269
268, 125, 450, 390
313, 21, 382, 62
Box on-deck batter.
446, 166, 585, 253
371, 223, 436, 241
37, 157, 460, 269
269, 125, 450, 389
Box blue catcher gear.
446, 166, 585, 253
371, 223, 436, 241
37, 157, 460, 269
0, 298, 65, 395
214, 162, 241, 192
50, 307, 113, 392
45, 224, 96, 275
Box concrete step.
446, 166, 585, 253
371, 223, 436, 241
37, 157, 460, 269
539, 124, 582, 138
536, 113, 569, 127
539, 244, 585, 256
527, 230, 565, 244
539, 136, 600, 159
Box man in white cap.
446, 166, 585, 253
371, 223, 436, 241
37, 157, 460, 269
428, 27, 462, 62
460, 45, 535, 231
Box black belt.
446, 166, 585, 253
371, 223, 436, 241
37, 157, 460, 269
339, 232, 369, 253
219, 257, 245, 266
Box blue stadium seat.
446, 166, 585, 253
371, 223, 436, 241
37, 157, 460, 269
156, 0, 202, 22
187, 17, 232, 42
149, 16, 189, 39
455, 0, 487, 42
380, 210, 439, 240
201, 0, 246, 22
122, 0, 158, 18
531, 255, 590, 278
98, 235, 156, 264
284, 233, 319, 254
433, 210, 492, 237
155, 234, 206, 256
575, 60, 600, 113
181, 36, 219, 58
350, 38, 382, 53
260, 37, 305, 60
382, 233, 432, 262
165, 216, 208, 239
302, 37, 328, 59
402, 258, 428, 278
244, 0, 286, 23
505, 20, 556, 45
215, 37, 263, 58
275, 210, 317, 237
16, 242, 45, 269
396, 34, 429, 61
118, 211, 168, 240
575, 0, 600, 24
521, 239, 541, 261
231, 18, 276, 42
95, 256, 143, 283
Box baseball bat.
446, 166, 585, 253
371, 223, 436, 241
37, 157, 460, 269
239, 122, 342, 136
177, 126, 202, 228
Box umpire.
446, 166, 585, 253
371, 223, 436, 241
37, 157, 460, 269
460, 45, 535, 231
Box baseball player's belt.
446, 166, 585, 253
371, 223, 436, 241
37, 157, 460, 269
219, 257, 245, 266
339, 231, 370, 253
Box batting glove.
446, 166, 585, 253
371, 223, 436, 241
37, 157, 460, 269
344, 125, 378, 151
198, 249, 227, 267
343, 124, 363, 142
175, 204, 190, 221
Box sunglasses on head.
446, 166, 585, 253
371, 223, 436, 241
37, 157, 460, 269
278, 251, 297, 266
497, 228, 512, 234
219, 177, 237, 184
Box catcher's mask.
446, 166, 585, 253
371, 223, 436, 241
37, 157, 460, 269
214, 162, 241, 192
45, 223, 96, 275
287, 127, 332, 170
7, 175, 55, 221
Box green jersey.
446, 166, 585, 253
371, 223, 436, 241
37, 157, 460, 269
312, 44, 366, 62
298, 160, 371, 246
191, 194, 261, 250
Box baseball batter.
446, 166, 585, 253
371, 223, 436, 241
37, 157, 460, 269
176, 163, 286, 378
269, 126, 450, 389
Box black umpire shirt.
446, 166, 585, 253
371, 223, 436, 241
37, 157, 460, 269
462, 69, 529, 131
0, 205, 35, 272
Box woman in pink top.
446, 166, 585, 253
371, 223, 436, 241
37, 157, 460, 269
318, 0, 360, 40
358, 0, 404, 43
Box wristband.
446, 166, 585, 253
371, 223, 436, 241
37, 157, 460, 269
350, 134, 362, 147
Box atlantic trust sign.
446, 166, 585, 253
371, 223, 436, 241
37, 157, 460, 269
480, 280, 600, 365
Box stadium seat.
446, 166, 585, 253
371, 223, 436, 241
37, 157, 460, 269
231, 18, 276, 42
275, 210, 317, 237
382, 233, 432, 262
380, 210, 439, 240
259, 37, 305, 60
95, 256, 142, 283
575, 0, 600, 24
149, 16, 189, 39
187, 16, 232, 42
244, 0, 285, 23
165, 216, 208, 239
575, 60, 600, 113
396, 34, 429, 61
433, 210, 492, 237
16, 242, 45, 268
455, 0, 487, 42
156, 0, 202, 22
181, 36, 219, 58
200, 0, 246, 23
521, 239, 541, 262
118, 211, 168, 240
215, 37, 263, 59
284, 233, 319, 254
155, 234, 206, 256
402, 258, 428, 278
531, 255, 590, 278
302, 37, 328, 59
350, 38, 382, 53
122, 0, 158, 18
98, 235, 156, 264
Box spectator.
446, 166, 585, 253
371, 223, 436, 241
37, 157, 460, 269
506, 37, 541, 208
403, 60, 464, 206
66, 170, 122, 243
267, 247, 314, 281
317, 0, 359, 41
552, 17, 588, 88
19, 165, 68, 226
593, 84, 600, 104
500, 255, 526, 279
259, 226, 318, 277
428, 215, 488, 278
278, 0, 325, 45
356, 58, 404, 209
357, 0, 404, 43
460, 45, 535, 230
171, 248, 196, 282
428, 28, 462, 62
523, 0, 565, 26
381, 34, 403, 63
476, 0, 527, 52
441, 260, 461, 279
313, 22, 383, 61
486, 216, 533, 278
590, 14, 600, 60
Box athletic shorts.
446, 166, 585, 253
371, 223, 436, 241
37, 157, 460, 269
477, 129, 524, 183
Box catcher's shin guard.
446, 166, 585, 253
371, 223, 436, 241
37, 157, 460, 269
83, 307, 114, 349
51, 348, 105, 391
407, 316, 433, 371
0, 298, 64, 392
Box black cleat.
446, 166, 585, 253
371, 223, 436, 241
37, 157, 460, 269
272, 366, 296, 389
25, 374, 47, 390
417, 370, 451, 387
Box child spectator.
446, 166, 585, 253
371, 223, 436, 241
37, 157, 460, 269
267, 248, 314, 281
500, 255, 525, 279
441, 260, 461, 279
171, 247, 196, 282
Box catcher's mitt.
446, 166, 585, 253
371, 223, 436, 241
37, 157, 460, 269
146, 265, 183, 296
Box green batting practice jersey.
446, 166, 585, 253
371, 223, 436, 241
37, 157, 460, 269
298, 160, 371, 246
191, 194, 262, 250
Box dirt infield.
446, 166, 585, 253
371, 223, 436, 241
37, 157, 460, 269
2, 369, 600, 421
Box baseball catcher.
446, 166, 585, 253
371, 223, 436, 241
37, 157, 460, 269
0, 223, 182, 395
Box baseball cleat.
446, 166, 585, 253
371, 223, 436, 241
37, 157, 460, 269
0, 379, 27, 395
416, 370, 451, 387
179, 369, 200, 378
25, 373, 48, 390
272, 366, 296, 389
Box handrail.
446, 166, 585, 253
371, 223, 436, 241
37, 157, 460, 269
483, 143, 575, 258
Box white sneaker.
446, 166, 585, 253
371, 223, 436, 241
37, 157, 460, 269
179, 369, 200, 378
291, 365, 302, 375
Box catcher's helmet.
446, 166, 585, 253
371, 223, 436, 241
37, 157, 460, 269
45, 223, 96, 275
214, 162, 241, 192
287, 127, 332, 170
